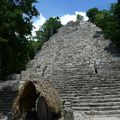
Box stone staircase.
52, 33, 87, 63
51, 60, 120, 115
18, 21, 120, 118
0, 81, 18, 119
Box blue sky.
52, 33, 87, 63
32, 0, 117, 35
35, 0, 117, 19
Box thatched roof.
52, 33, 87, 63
12, 80, 63, 116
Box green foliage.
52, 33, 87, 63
0, 0, 39, 79
95, 10, 111, 29
30, 40, 44, 54
118, 0, 120, 4
33, 17, 62, 52
76, 14, 83, 21
86, 8, 99, 23
36, 17, 62, 42
87, 2, 120, 49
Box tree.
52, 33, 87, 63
35, 17, 62, 44
109, 3, 120, 47
87, 2, 120, 49
0, 0, 39, 79
34, 17, 62, 51
76, 14, 83, 21
95, 10, 111, 29
118, 0, 120, 4
86, 8, 99, 23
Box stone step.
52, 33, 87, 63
0, 90, 18, 115
56, 78, 120, 81
59, 94, 120, 99
54, 80, 120, 84
57, 89, 120, 95
71, 96, 120, 101
59, 92, 120, 98
63, 103, 120, 111
63, 98, 120, 105
72, 108, 120, 115
72, 102, 120, 107
71, 98, 120, 103
53, 79, 120, 84
61, 94, 120, 99
63, 101, 120, 108
72, 105, 120, 111
55, 86, 120, 91
55, 68, 120, 73
52, 72, 120, 77
54, 83, 120, 89
62, 99, 120, 105
64, 86, 120, 90
53, 76, 120, 81
58, 90, 120, 95
54, 80, 120, 85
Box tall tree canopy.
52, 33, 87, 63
86, 8, 99, 23
87, 1, 120, 49
0, 0, 39, 79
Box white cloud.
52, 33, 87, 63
32, 14, 46, 36
60, 14, 76, 25
60, 11, 88, 25
32, 12, 89, 36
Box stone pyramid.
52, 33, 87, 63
1, 20, 120, 119
21, 20, 120, 116
21, 21, 117, 80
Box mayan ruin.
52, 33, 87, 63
1, 20, 120, 120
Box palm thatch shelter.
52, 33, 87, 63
12, 80, 63, 120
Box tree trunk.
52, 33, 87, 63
50, 26, 53, 36
118, 0, 120, 4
